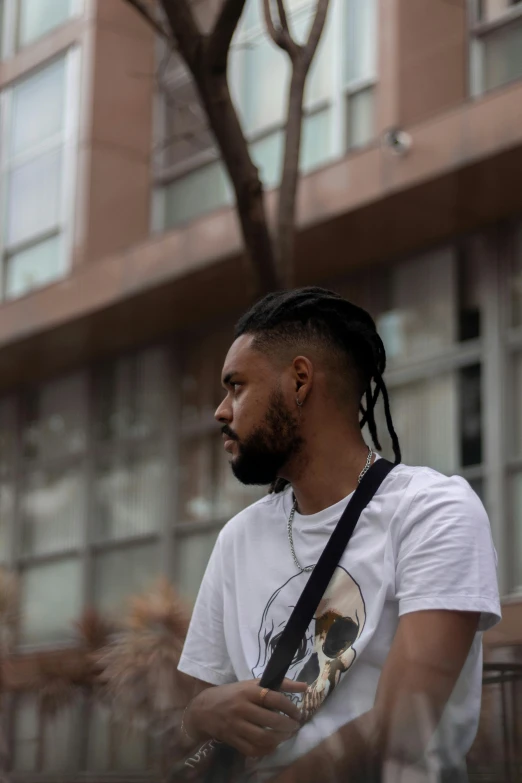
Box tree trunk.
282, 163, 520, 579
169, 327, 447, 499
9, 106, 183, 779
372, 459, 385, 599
198, 72, 279, 294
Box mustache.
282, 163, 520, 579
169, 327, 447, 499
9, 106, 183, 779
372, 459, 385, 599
221, 425, 239, 441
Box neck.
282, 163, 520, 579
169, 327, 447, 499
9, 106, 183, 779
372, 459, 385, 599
285, 426, 373, 515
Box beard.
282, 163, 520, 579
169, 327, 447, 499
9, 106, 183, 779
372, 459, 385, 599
228, 389, 303, 486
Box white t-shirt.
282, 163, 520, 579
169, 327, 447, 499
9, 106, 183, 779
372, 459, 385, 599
178, 463, 501, 781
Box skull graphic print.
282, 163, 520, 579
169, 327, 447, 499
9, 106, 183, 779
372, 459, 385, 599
252, 566, 366, 723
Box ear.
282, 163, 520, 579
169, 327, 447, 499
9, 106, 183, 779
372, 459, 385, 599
292, 356, 314, 402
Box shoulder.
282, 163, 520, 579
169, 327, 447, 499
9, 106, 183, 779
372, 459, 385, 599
385, 463, 491, 546
386, 463, 481, 506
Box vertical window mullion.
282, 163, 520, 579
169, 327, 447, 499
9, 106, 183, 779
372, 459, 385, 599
481, 233, 510, 594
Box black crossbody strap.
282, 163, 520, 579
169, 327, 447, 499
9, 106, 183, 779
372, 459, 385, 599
260, 458, 395, 691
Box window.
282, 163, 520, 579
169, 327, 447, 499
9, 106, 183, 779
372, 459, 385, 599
13, 695, 85, 774
1, 0, 82, 56
155, 0, 379, 231
470, 0, 522, 94
335, 244, 485, 520
177, 328, 263, 602
0, 345, 172, 773
0, 50, 79, 300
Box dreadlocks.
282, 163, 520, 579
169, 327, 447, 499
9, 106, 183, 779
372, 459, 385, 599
234, 287, 401, 492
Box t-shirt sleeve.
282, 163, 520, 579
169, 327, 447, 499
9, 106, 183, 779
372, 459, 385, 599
178, 532, 237, 686
395, 475, 501, 631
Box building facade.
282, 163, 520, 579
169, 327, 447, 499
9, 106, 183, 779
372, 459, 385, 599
0, 0, 521, 776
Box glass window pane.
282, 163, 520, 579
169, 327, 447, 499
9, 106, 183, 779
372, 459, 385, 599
0, 482, 14, 561
94, 453, 168, 542
371, 375, 459, 475
0, 398, 16, 478
23, 373, 87, 463
513, 470, 522, 590
10, 57, 66, 157
20, 558, 82, 645
13, 696, 38, 772
512, 233, 522, 327
163, 78, 215, 170
458, 244, 483, 340
93, 544, 160, 618
179, 437, 214, 523
18, 0, 73, 48
243, 35, 289, 134
514, 352, 522, 456
459, 364, 483, 468
95, 349, 170, 446
7, 148, 62, 248
87, 704, 148, 772
347, 87, 375, 149
242, 0, 302, 31
482, 18, 522, 92
302, 110, 332, 171
175, 529, 220, 602
21, 466, 84, 556
376, 248, 457, 363
345, 0, 377, 84
43, 703, 80, 772
163, 161, 232, 229
5, 234, 66, 300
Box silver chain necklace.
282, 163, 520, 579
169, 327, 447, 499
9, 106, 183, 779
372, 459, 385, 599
287, 446, 374, 574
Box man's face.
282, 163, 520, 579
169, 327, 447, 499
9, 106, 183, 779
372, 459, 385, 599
215, 334, 303, 485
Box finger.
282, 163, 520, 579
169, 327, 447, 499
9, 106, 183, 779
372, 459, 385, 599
281, 678, 308, 693
238, 723, 291, 755
244, 704, 299, 733
266, 691, 303, 722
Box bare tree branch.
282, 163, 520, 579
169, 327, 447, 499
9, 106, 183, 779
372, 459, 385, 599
302, 0, 330, 68
160, 0, 203, 72
263, 0, 300, 60
207, 0, 248, 74
125, 0, 171, 41
154, 0, 279, 293
276, 0, 331, 286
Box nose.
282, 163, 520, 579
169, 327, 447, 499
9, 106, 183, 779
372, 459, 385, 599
215, 396, 231, 424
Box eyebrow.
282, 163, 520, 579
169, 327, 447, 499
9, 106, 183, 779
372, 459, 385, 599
222, 371, 238, 387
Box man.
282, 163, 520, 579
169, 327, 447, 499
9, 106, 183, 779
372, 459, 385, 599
177, 287, 500, 782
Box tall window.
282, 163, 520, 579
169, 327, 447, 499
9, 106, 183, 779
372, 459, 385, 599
0, 50, 79, 300
3, 346, 172, 774
470, 0, 522, 94
1, 0, 82, 56
335, 245, 485, 499
154, 0, 379, 232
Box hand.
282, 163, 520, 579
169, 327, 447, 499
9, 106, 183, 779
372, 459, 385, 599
185, 678, 307, 758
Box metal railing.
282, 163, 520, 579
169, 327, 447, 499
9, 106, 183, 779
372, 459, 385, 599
470, 662, 522, 783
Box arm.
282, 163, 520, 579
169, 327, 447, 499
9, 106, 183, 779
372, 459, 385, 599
272, 609, 480, 783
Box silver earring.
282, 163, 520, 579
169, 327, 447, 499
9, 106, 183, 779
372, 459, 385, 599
296, 398, 303, 408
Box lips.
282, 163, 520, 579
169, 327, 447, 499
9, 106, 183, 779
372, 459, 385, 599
223, 435, 236, 453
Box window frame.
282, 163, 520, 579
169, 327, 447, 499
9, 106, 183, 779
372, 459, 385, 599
469, 0, 522, 96
0, 45, 81, 300
152, 0, 380, 232
1, 0, 84, 58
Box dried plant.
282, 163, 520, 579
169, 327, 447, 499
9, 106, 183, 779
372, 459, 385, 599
95, 578, 193, 738
75, 607, 113, 652
31, 654, 78, 718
